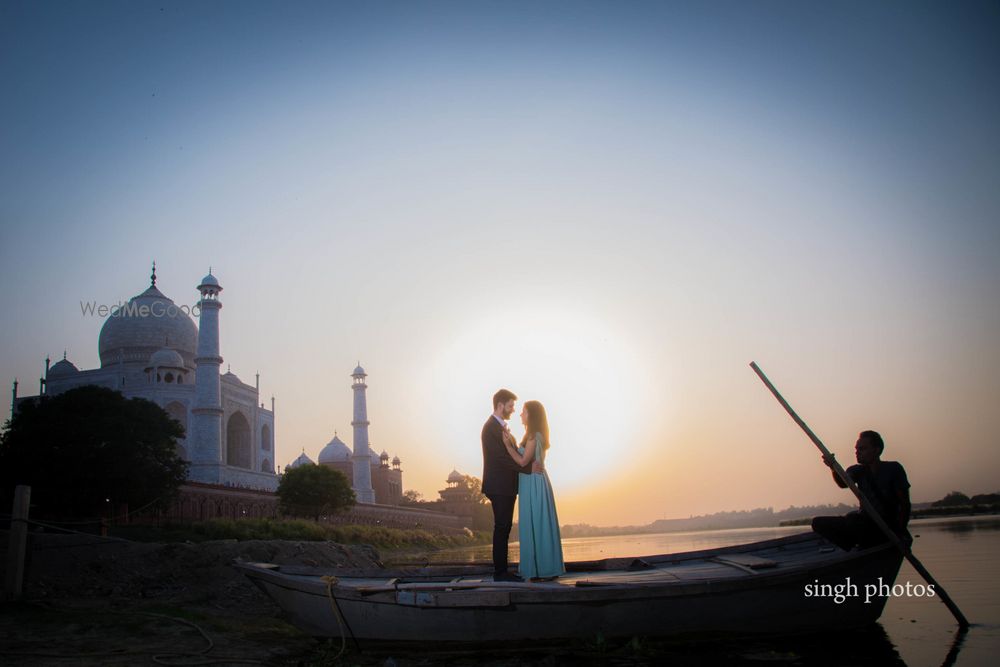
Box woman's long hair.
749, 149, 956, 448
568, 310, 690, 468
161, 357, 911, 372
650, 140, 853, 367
520, 400, 550, 450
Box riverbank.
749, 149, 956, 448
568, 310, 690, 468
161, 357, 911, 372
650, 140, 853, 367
0, 519, 495, 665
1, 531, 384, 665
779, 507, 1000, 527
5, 522, 990, 665
1, 530, 660, 666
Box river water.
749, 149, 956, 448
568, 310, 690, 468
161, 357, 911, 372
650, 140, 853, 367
423, 516, 1000, 666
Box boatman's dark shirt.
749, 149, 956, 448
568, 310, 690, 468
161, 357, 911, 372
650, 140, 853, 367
846, 461, 910, 529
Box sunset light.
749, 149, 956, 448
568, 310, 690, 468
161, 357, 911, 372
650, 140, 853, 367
427, 305, 657, 492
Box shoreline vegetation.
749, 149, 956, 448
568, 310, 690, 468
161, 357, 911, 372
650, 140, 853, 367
100, 501, 999, 551
110, 518, 492, 552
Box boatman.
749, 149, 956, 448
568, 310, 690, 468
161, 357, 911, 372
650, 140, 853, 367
812, 430, 912, 551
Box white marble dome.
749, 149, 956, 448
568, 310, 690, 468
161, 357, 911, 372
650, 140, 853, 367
318, 435, 351, 463
287, 450, 315, 469
447, 469, 464, 484
98, 284, 198, 369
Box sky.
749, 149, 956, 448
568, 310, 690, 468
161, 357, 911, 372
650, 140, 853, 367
1, 0, 998, 526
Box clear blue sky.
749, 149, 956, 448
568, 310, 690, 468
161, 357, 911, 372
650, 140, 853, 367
2, 1, 998, 524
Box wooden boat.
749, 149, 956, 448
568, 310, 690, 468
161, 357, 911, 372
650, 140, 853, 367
235, 532, 904, 643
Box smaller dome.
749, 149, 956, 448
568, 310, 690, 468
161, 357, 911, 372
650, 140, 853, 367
380, 450, 389, 460
352, 364, 366, 376
391, 455, 401, 465
147, 347, 185, 369
287, 450, 315, 469
199, 273, 220, 287
48, 358, 79, 377
447, 469, 464, 484
197, 272, 223, 297
318, 435, 351, 463
221, 370, 241, 384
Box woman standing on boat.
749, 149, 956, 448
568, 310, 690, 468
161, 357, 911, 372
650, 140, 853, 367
502, 400, 565, 580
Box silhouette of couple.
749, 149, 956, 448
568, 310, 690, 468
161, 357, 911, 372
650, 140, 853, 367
481, 389, 565, 582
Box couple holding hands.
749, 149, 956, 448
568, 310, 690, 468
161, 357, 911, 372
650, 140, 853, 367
481, 388, 565, 582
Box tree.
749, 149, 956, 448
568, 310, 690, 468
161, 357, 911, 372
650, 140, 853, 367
0, 386, 188, 518
278, 465, 356, 520
932, 491, 972, 507
460, 474, 484, 500
970, 493, 1000, 505
401, 489, 423, 505
458, 474, 494, 531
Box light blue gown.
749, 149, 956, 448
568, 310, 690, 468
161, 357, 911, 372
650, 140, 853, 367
517, 433, 565, 579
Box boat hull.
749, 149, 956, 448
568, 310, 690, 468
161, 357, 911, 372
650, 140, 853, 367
237, 533, 904, 642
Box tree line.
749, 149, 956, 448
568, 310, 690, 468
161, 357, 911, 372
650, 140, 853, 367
931, 491, 1000, 507
0, 386, 355, 522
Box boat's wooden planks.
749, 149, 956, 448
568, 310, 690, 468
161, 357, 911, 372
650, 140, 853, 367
713, 554, 778, 569
396, 590, 512, 608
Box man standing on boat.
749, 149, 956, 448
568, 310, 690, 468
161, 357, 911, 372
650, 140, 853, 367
812, 430, 912, 551
482, 388, 541, 581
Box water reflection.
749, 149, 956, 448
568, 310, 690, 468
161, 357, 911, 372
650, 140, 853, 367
936, 518, 1000, 534
940, 627, 970, 667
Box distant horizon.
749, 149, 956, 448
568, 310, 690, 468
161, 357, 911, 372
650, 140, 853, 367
566, 495, 1000, 529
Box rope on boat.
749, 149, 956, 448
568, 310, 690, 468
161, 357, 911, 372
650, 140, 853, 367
322, 575, 360, 658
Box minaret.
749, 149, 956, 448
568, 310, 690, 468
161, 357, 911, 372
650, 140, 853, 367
189, 271, 224, 482
351, 364, 375, 503
41, 355, 50, 395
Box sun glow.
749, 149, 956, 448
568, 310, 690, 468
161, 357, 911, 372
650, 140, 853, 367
426, 305, 653, 494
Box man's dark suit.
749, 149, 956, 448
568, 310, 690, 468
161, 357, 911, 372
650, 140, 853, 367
482, 416, 532, 575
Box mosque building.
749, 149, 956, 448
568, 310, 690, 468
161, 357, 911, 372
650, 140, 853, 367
286, 365, 404, 506
12, 266, 279, 492
436, 468, 476, 521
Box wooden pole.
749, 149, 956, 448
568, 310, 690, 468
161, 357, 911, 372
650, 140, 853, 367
749, 362, 970, 629
4, 485, 31, 601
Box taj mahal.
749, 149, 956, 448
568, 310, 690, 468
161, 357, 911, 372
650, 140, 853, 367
11, 263, 438, 520
12, 266, 396, 505
14, 266, 279, 491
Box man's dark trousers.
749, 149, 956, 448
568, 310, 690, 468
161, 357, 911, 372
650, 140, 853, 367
487, 493, 516, 575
